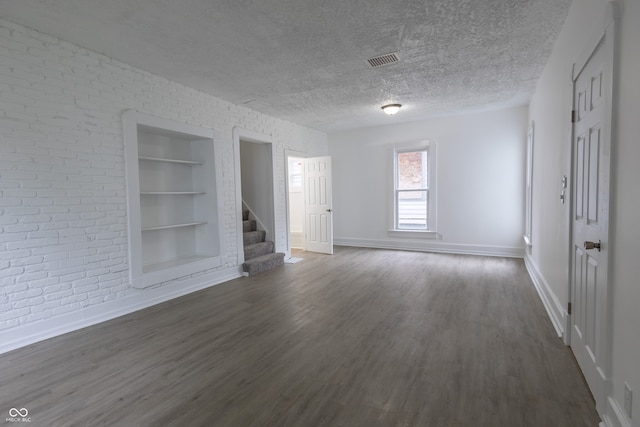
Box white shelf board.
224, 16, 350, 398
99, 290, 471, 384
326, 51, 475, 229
140, 192, 206, 195
143, 255, 215, 274
138, 156, 204, 165
138, 254, 223, 287
141, 222, 207, 231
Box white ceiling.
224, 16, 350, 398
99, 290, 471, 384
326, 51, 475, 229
0, 0, 571, 132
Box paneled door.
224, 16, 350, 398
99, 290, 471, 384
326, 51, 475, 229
570, 23, 614, 411
304, 156, 333, 254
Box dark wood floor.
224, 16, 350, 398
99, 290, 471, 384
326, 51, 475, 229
0, 247, 601, 427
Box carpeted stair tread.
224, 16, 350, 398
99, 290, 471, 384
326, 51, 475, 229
242, 252, 285, 275
241, 208, 282, 275
243, 230, 265, 246
244, 241, 274, 260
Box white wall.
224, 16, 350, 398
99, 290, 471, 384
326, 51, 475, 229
527, 1, 640, 426
0, 19, 327, 353
328, 106, 528, 257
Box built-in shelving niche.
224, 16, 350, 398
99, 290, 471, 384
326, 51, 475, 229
123, 110, 224, 289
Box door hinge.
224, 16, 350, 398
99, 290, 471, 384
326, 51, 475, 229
568, 302, 572, 315
571, 110, 576, 123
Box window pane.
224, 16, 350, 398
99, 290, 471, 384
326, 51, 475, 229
288, 159, 303, 189
397, 190, 427, 229
398, 150, 427, 190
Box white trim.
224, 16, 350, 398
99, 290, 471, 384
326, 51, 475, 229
524, 122, 534, 247
123, 110, 143, 285
564, 42, 576, 347
524, 254, 566, 338
0, 267, 241, 355
334, 238, 523, 258
601, 396, 633, 427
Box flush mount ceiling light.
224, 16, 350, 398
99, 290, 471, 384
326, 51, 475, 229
381, 104, 402, 115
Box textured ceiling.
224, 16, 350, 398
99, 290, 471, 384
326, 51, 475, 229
0, 0, 571, 132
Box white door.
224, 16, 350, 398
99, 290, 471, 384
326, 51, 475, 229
304, 156, 333, 254
570, 30, 612, 409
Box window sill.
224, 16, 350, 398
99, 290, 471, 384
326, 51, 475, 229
388, 230, 440, 240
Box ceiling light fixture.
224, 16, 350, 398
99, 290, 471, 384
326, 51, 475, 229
381, 104, 402, 115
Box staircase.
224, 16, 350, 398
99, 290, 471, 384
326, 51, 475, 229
242, 210, 285, 275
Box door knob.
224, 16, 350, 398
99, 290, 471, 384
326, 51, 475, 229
584, 240, 601, 251
326, 209, 333, 213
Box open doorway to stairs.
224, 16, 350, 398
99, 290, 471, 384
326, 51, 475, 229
233, 128, 284, 275
239, 139, 274, 242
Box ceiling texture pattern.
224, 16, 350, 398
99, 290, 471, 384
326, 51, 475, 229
0, 0, 572, 131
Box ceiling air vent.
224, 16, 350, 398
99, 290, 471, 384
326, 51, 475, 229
367, 53, 399, 68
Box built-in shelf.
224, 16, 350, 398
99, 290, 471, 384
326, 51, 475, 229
124, 110, 224, 289
142, 222, 208, 231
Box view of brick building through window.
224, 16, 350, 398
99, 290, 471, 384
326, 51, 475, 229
398, 151, 426, 189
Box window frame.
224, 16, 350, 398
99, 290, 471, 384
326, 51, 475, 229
389, 141, 438, 238
524, 123, 534, 248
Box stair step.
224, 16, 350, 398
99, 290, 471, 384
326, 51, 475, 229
242, 210, 249, 221
243, 230, 265, 246
242, 252, 285, 276
243, 219, 256, 233
244, 241, 274, 260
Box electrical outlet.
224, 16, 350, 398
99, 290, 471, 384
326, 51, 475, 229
624, 382, 633, 418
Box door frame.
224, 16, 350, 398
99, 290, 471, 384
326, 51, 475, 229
565, 1, 618, 414
233, 127, 277, 266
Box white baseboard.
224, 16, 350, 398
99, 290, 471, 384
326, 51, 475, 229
601, 396, 634, 427
0, 267, 241, 355
334, 237, 524, 258
523, 254, 566, 338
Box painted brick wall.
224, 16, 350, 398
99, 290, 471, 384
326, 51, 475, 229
0, 19, 327, 335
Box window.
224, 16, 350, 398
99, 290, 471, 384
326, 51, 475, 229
393, 142, 436, 234
288, 157, 303, 191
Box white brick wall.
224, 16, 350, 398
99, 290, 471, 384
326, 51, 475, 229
0, 19, 328, 338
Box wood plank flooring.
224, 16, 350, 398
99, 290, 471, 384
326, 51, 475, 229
0, 247, 601, 426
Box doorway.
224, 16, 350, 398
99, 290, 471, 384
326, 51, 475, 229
285, 154, 334, 256
233, 128, 276, 266
287, 156, 305, 252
